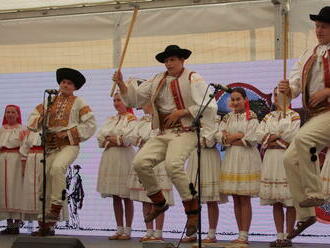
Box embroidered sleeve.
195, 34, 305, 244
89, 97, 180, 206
96, 117, 113, 148
73, 100, 97, 143
256, 114, 270, 144
221, 114, 229, 124
27, 104, 44, 131
248, 111, 258, 120
19, 134, 30, 157
200, 113, 217, 148
189, 72, 202, 84
261, 113, 269, 123
241, 111, 259, 147
280, 111, 301, 143
79, 106, 92, 121
291, 113, 301, 122
188, 72, 218, 119
289, 49, 309, 98
215, 114, 229, 144
126, 113, 137, 122
120, 77, 153, 108
121, 114, 139, 147
121, 119, 144, 147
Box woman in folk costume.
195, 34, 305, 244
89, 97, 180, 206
183, 115, 228, 243
96, 92, 137, 240
256, 88, 300, 247
0, 105, 26, 234
19, 129, 68, 235
125, 99, 174, 242
27, 68, 96, 236
19, 130, 43, 222
217, 88, 262, 245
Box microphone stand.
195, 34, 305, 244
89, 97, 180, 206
40, 92, 56, 228
192, 87, 220, 248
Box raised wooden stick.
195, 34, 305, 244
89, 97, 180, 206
110, 7, 139, 97
282, 12, 289, 117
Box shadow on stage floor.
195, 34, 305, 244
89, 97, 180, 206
1, 235, 330, 248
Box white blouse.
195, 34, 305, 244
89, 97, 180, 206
256, 110, 300, 147
0, 125, 25, 149
97, 113, 137, 148
217, 111, 259, 147
19, 131, 42, 157
123, 115, 154, 147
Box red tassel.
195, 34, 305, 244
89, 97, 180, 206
127, 108, 134, 115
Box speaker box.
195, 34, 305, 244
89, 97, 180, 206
11, 237, 85, 248
142, 241, 175, 248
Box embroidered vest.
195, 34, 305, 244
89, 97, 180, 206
150, 68, 196, 130
48, 95, 77, 128
302, 45, 330, 114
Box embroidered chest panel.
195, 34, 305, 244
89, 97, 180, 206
48, 95, 77, 128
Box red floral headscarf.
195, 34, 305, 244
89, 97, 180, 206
2, 105, 22, 126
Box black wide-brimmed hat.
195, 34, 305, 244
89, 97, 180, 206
73, 164, 81, 170
56, 68, 86, 90
155, 45, 192, 63
310, 6, 330, 23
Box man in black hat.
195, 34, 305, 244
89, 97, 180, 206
279, 6, 330, 239
113, 45, 217, 236
27, 68, 96, 236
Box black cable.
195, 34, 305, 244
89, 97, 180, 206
40, 91, 57, 228
176, 84, 218, 248
41, 91, 47, 227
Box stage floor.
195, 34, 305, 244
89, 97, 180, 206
1, 235, 330, 248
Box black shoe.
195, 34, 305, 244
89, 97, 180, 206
0, 227, 19, 235
287, 216, 316, 240
269, 239, 292, 247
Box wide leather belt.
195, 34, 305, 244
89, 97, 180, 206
306, 105, 330, 119
45, 133, 71, 150
159, 112, 183, 131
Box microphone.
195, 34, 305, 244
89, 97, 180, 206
210, 83, 233, 93
45, 89, 59, 95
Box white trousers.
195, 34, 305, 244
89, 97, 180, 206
133, 130, 197, 201
284, 111, 330, 221
43, 146, 79, 207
